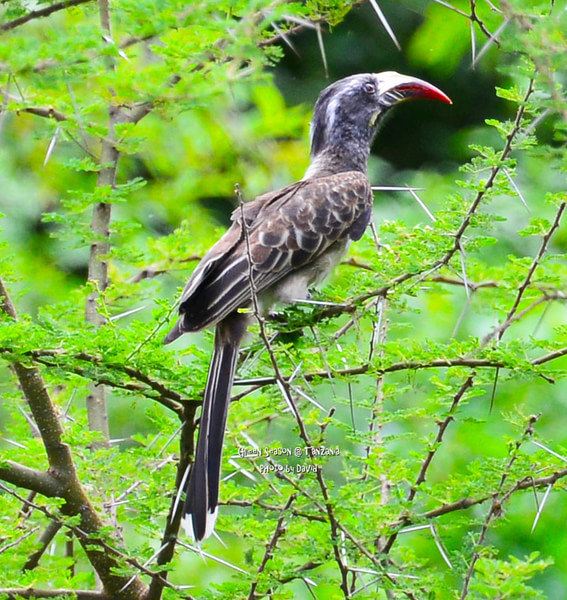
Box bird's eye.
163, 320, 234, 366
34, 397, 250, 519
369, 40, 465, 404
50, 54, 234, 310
363, 82, 376, 95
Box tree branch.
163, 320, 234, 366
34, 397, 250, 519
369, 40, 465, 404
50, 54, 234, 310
487, 201, 566, 343
247, 493, 298, 600
0, 0, 93, 34
0, 461, 60, 497
83, 0, 119, 441
0, 279, 148, 598
233, 347, 567, 389
146, 403, 196, 600
381, 376, 476, 554
0, 279, 76, 474
460, 414, 540, 599
19, 106, 68, 122
421, 467, 567, 521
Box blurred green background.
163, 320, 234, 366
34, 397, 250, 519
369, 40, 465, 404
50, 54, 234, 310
0, 0, 566, 598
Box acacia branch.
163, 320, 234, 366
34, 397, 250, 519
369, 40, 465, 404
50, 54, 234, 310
460, 414, 540, 599
487, 201, 566, 343
469, 0, 498, 43
19, 106, 68, 122
0, 482, 156, 597
34, 351, 188, 415
0, 527, 39, 556
247, 493, 298, 600
0, 0, 93, 33
128, 255, 202, 283
421, 467, 567, 521
146, 403, 196, 600
429, 275, 499, 290
233, 346, 567, 389
0, 280, 75, 474
381, 376, 476, 555
0, 279, 147, 598
120, 2, 305, 125
222, 499, 326, 523
266, 459, 406, 593
0, 461, 60, 497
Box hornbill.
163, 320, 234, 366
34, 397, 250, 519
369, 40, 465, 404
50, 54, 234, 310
165, 72, 451, 541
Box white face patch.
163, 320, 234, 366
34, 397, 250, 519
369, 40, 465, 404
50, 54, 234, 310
325, 94, 341, 133
323, 77, 369, 135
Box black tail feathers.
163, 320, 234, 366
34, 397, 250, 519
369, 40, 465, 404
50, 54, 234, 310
180, 312, 247, 541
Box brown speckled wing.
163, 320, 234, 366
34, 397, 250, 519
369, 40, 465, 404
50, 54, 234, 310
169, 171, 371, 336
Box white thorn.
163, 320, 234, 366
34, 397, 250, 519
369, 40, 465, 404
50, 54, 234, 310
406, 185, 436, 222
43, 125, 61, 166
503, 168, 530, 212
368, 0, 401, 50
532, 440, 567, 463
171, 463, 191, 524
315, 24, 328, 77
531, 483, 553, 533
473, 19, 508, 67
109, 305, 147, 321
177, 539, 250, 574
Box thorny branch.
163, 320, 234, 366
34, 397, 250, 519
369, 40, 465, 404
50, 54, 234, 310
22, 520, 62, 571
145, 417, 196, 599
421, 467, 567, 522
381, 376, 476, 554
0, 279, 148, 598
232, 347, 567, 390
377, 150, 564, 560
469, 0, 499, 43
0, 590, 105, 599
460, 414, 540, 598
485, 201, 566, 343
247, 493, 298, 599
0, 483, 185, 597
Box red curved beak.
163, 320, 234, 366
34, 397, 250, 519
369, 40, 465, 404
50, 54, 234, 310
380, 73, 452, 105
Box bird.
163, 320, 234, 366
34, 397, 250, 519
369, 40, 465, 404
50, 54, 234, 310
164, 71, 451, 542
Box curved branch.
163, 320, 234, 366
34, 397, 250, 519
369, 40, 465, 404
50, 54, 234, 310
0, 0, 93, 33
421, 467, 567, 521
0, 279, 148, 599
233, 347, 567, 389
0, 346, 193, 415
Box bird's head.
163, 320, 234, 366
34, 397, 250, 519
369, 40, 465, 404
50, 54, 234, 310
308, 71, 451, 175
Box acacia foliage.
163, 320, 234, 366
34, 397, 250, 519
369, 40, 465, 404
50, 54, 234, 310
0, 0, 566, 599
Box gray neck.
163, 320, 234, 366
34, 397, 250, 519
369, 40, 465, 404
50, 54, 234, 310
304, 142, 370, 179
304, 117, 374, 179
